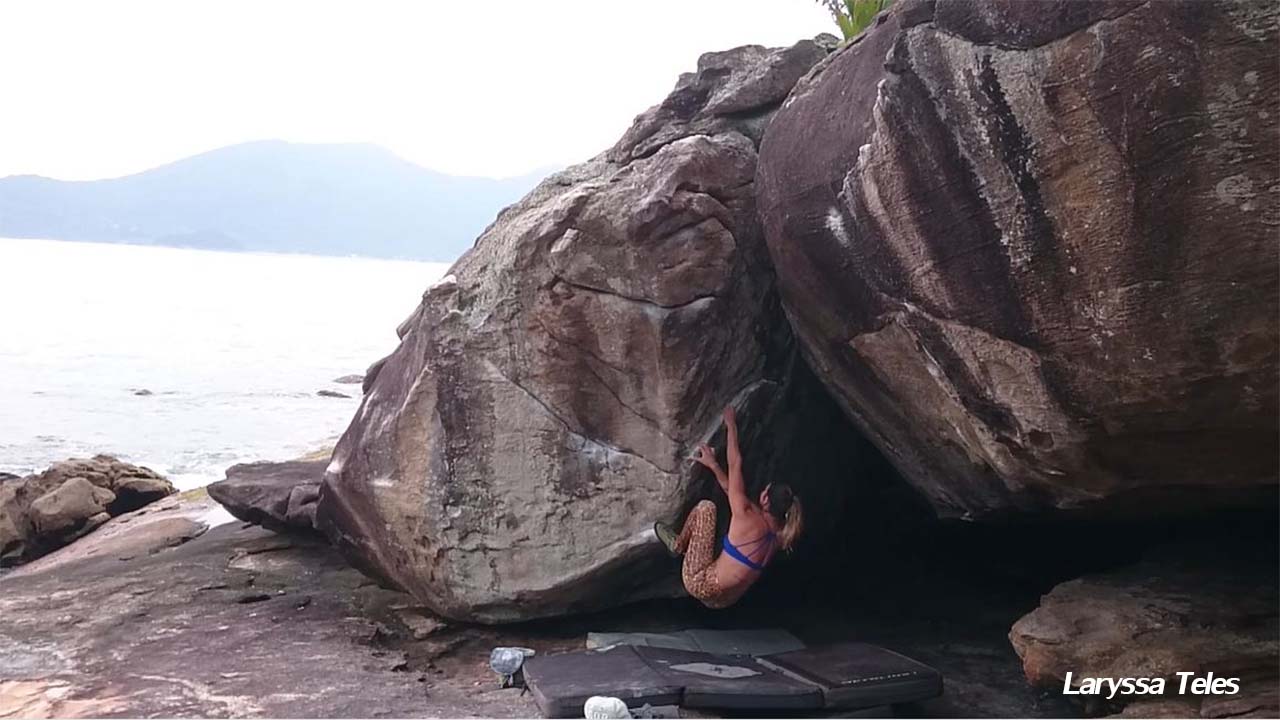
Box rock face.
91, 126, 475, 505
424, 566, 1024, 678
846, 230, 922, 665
0, 491, 546, 719
756, 0, 1280, 518
318, 40, 836, 622
0, 455, 176, 566
208, 460, 325, 534
1010, 547, 1279, 716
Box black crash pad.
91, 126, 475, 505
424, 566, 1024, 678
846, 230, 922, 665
524, 641, 943, 717
634, 645, 823, 711
760, 642, 943, 709
523, 644, 681, 718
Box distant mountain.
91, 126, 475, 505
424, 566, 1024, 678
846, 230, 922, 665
0, 141, 552, 261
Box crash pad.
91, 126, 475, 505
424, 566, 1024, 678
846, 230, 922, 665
760, 642, 944, 709
585, 628, 805, 656
522, 644, 681, 718
634, 646, 823, 711
524, 641, 943, 717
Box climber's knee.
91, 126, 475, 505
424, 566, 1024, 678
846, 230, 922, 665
690, 499, 716, 521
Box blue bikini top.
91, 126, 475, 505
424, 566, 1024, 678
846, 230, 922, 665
722, 530, 776, 572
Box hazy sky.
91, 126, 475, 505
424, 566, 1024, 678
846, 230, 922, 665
0, 1, 833, 180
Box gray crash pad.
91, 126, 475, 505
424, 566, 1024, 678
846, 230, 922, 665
522, 644, 681, 718
525, 641, 942, 717
760, 643, 944, 709
634, 646, 823, 711
585, 628, 805, 656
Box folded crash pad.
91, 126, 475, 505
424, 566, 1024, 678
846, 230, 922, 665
760, 642, 944, 709
525, 641, 942, 717
522, 644, 681, 718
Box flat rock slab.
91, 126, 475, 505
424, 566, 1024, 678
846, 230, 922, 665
0, 493, 538, 718
207, 459, 326, 534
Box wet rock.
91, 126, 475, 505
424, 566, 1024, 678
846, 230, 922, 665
318, 39, 836, 623
756, 0, 1280, 517
1010, 548, 1279, 716
317, 389, 352, 399
0, 456, 176, 566
207, 460, 325, 534
332, 374, 364, 384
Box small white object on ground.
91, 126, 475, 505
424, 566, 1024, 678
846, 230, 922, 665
583, 695, 631, 719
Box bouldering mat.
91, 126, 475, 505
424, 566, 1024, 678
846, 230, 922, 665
585, 628, 805, 656
633, 645, 823, 711
759, 642, 943, 709
524, 641, 943, 717
523, 644, 681, 718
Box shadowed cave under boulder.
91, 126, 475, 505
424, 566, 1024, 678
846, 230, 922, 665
562, 404, 1280, 717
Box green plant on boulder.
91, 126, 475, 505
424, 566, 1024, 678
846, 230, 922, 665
816, 0, 894, 40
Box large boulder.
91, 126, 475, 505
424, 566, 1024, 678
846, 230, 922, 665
317, 40, 838, 622
756, 0, 1279, 518
1010, 548, 1278, 716
208, 460, 325, 534
0, 455, 176, 566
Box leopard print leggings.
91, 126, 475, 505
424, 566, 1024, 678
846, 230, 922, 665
674, 500, 735, 609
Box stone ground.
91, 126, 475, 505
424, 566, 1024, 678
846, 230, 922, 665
0, 491, 1076, 718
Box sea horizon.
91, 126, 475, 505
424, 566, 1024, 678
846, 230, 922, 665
0, 236, 449, 488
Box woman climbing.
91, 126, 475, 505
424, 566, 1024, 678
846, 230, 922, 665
654, 405, 804, 609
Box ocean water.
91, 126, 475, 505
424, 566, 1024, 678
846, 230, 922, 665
0, 237, 448, 489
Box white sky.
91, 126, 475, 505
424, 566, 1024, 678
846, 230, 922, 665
0, 1, 833, 180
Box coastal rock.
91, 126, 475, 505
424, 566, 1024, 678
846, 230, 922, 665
756, 0, 1280, 517
318, 40, 840, 622
317, 389, 352, 399
0, 455, 176, 566
332, 374, 364, 384
27, 477, 115, 537
29, 455, 174, 514
0, 495, 24, 564
208, 460, 325, 534
0, 491, 540, 718
1010, 547, 1279, 716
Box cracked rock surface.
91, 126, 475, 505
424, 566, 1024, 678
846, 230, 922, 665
756, 0, 1279, 518
317, 40, 843, 622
